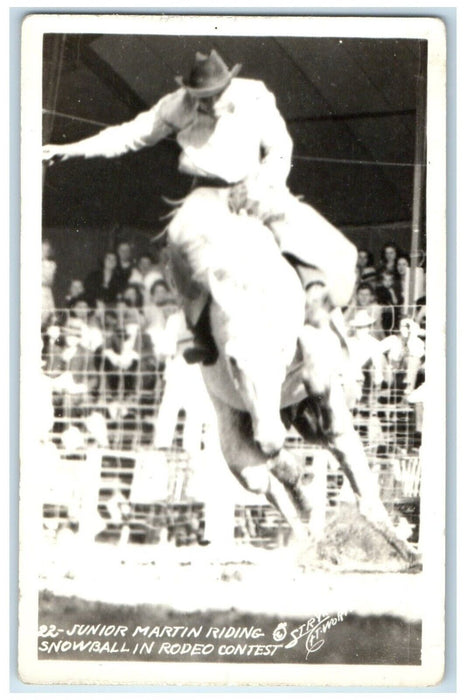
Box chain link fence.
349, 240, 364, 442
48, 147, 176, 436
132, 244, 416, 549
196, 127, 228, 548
39, 304, 425, 550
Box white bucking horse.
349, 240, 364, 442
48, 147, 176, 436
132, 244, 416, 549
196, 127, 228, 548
167, 186, 417, 563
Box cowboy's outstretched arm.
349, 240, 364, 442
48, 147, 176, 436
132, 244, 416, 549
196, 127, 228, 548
42, 90, 183, 164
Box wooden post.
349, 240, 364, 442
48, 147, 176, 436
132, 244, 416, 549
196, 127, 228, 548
409, 43, 427, 314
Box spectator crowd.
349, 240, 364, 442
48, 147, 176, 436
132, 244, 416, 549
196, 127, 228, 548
40, 237, 426, 453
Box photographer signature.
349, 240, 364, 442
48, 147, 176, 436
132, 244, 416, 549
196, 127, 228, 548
273, 612, 346, 659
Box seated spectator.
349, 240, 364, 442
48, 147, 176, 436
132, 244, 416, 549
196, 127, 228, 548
116, 284, 146, 340
46, 316, 99, 419
374, 271, 402, 334
85, 251, 126, 307
344, 282, 384, 339
379, 318, 425, 397
129, 252, 164, 305
68, 296, 104, 353
102, 301, 155, 400
64, 279, 85, 308
121, 283, 144, 310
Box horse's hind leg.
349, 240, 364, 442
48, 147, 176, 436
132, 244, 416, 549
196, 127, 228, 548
323, 376, 418, 561
290, 378, 417, 559
208, 394, 309, 540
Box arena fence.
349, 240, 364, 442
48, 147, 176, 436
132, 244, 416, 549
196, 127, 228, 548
40, 305, 425, 550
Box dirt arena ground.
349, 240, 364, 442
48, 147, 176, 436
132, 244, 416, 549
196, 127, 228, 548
37, 504, 422, 667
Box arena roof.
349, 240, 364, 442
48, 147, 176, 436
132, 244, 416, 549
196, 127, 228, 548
42, 33, 427, 232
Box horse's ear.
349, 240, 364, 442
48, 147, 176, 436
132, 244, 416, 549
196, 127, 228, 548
208, 268, 235, 310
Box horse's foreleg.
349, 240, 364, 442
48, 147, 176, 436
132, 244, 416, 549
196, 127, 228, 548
269, 449, 312, 521
263, 472, 310, 540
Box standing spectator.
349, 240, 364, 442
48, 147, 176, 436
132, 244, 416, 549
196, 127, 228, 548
84, 251, 125, 307
144, 280, 173, 345
150, 295, 181, 363
151, 305, 209, 456
41, 239, 57, 328
117, 284, 146, 354
347, 310, 384, 403
100, 310, 124, 399
396, 253, 426, 315
374, 271, 402, 335
116, 240, 136, 288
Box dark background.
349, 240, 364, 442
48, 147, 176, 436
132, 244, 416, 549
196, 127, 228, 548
42, 34, 427, 305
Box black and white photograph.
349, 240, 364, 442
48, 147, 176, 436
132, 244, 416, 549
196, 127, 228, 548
18, 14, 446, 687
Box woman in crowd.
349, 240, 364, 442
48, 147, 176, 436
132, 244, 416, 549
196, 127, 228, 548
377, 241, 399, 277
396, 252, 426, 315
356, 248, 377, 286
84, 251, 126, 307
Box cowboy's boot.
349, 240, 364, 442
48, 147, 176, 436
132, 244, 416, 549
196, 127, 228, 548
183, 303, 219, 366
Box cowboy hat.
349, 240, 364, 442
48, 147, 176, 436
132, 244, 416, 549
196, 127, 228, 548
175, 50, 242, 97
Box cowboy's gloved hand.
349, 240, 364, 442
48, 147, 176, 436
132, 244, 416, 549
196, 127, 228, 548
228, 181, 250, 214
228, 178, 266, 218
42, 144, 74, 165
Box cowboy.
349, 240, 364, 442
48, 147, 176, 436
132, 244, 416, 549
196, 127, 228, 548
43, 50, 356, 364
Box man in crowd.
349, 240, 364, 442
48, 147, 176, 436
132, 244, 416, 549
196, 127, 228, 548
43, 49, 356, 365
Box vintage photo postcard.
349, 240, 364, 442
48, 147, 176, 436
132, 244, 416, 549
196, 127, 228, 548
18, 14, 446, 687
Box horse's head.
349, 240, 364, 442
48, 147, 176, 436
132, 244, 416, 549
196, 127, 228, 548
207, 258, 304, 458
